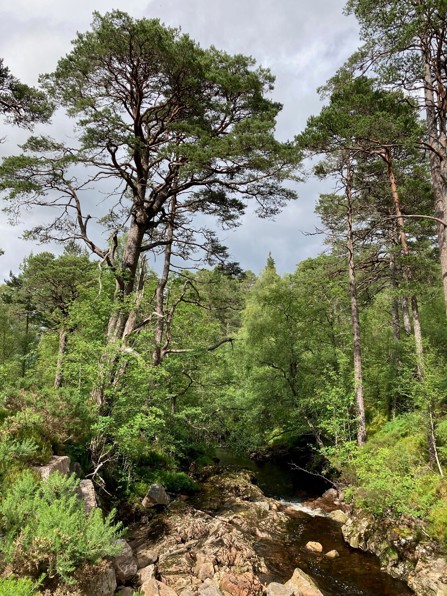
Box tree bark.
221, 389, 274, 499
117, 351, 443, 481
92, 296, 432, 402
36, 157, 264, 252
422, 55, 447, 316
386, 147, 443, 475
153, 196, 176, 366
346, 159, 367, 446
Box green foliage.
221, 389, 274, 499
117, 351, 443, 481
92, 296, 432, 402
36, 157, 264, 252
0, 471, 122, 583
0, 577, 40, 596
148, 471, 198, 495
0, 58, 52, 127
428, 492, 447, 546
333, 415, 441, 519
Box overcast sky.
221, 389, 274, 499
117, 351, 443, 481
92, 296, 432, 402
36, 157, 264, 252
0, 0, 359, 278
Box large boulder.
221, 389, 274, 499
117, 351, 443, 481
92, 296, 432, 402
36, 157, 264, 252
77, 478, 98, 514
408, 558, 447, 596
33, 455, 70, 480
285, 568, 324, 596
113, 539, 138, 584
142, 484, 170, 508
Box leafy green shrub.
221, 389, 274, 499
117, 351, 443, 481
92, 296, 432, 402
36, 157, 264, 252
0, 577, 40, 595
428, 490, 447, 547
329, 415, 441, 519
156, 471, 198, 494
0, 471, 123, 583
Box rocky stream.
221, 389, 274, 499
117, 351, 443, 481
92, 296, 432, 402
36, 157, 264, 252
39, 453, 447, 595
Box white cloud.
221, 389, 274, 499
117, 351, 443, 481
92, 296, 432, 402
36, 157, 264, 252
0, 0, 359, 278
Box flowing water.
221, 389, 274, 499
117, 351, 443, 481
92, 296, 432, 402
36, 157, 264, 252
215, 449, 413, 595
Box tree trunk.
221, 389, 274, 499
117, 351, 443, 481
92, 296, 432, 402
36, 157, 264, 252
411, 295, 424, 381
153, 196, 176, 366
422, 57, 447, 316
401, 296, 412, 336
107, 220, 146, 342
390, 251, 401, 418
346, 159, 367, 446
386, 148, 443, 475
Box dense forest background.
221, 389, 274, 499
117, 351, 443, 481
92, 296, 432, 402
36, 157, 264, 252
2, 2, 447, 591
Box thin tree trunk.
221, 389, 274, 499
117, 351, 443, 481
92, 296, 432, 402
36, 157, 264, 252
390, 250, 401, 419
386, 149, 443, 475
411, 295, 424, 382
346, 159, 366, 446
54, 327, 67, 389
401, 296, 412, 336
153, 196, 176, 366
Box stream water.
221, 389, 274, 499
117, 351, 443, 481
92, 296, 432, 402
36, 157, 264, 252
215, 449, 413, 596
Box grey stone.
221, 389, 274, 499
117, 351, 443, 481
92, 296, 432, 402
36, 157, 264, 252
253, 500, 270, 511
328, 509, 348, 524
142, 483, 170, 508
33, 455, 70, 480
113, 539, 138, 584
77, 478, 98, 514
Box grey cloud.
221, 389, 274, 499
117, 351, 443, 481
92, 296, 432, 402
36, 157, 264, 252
0, 0, 359, 278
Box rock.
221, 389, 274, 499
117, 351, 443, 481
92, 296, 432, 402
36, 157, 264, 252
195, 561, 215, 580
322, 488, 338, 500
219, 572, 261, 596
305, 541, 323, 553
285, 568, 324, 596
141, 578, 179, 595
253, 500, 270, 511
77, 478, 98, 514
33, 455, 71, 480
78, 561, 117, 596
325, 550, 340, 558
199, 579, 224, 595
117, 588, 135, 596
408, 557, 447, 596
114, 539, 138, 584
136, 547, 159, 568
138, 563, 156, 584
142, 484, 170, 508
328, 509, 348, 524
266, 582, 295, 596
70, 461, 83, 478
